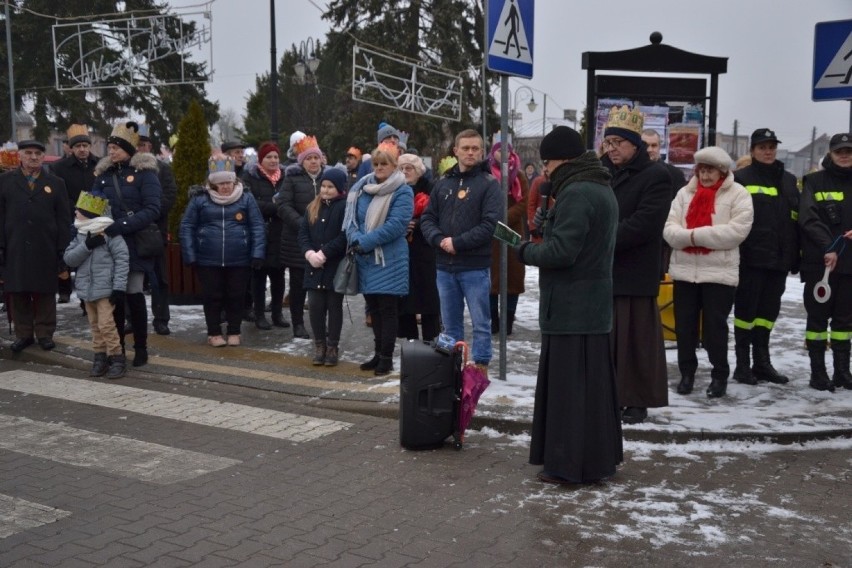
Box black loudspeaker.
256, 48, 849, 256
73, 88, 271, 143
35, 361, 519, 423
399, 340, 462, 450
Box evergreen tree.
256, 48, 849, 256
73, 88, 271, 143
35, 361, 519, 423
169, 99, 209, 237
0, 0, 217, 147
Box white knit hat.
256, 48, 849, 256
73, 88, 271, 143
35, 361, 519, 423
693, 146, 733, 172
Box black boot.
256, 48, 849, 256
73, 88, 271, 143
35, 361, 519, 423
832, 341, 852, 390
312, 340, 326, 366
751, 328, 788, 384
272, 312, 291, 328
706, 376, 727, 398
127, 293, 149, 367
732, 329, 757, 385
808, 341, 835, 392
506, 310, 515, 336
90, 353, 109, 377
106, 353, 127, 379
374, 356, 393, 376
255, 312, 272, 330
360, 352, 381, 371
676, 374, 694, 395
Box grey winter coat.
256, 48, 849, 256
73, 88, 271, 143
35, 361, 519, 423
64, 229, 130, 302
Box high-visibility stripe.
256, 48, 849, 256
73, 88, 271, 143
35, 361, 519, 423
745, 185, 779, 196
806, 330, 829, 340
734, 318, 754, 330
753, 318, 775, 330
830, 330, 852, 341
790, 210, 798, 221
814, 191, 844, 202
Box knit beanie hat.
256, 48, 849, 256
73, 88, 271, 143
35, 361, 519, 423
693, 146, 732, 172
320, 167, 347, 194
108, 121, 140, 156
294, 135, 322, 165
66, 124, 91, 147
398, 153, 426, 177
76, 190, 109, 219
377, 122, 400, 145
289, 131, 306, 151
603, 105, 643, 148
257, 141, 281, 163
540, 126, 585, 160
208, 155, 237, 184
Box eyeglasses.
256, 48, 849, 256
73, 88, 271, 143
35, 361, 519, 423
602, 138, 628, 150
399, 165, 416, 172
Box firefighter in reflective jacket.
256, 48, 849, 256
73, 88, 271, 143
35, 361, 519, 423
799, 133, 852, 392
732, 129, 800, 386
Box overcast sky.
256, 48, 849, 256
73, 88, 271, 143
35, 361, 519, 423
176, 0, 851, 152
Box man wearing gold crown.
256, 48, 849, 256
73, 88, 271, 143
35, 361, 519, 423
51, 124, 101, 305
0, 140, 71, 352
600, 106, 671, 424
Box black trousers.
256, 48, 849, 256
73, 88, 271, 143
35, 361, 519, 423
803, 271, 852, 341
150, 252, 170, 325
197, 265, 251, 336
287, 266, 306, 326
364, 293, 399, 357
308, 289, 343, 343
733, 266, 786, 333
673, 281, 735, 379
252, 266, 284, 317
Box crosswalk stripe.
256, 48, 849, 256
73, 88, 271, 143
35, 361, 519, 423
0, 493, 71, 539
0, 414, 239, 485
0, 370, 351, 442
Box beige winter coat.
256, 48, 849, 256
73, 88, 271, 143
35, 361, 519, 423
663, 172, 753, 286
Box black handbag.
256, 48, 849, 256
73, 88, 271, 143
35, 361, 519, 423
333, 249, 358, 296
112, 173, 163, 258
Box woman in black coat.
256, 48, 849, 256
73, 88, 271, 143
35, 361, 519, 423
297, 168, 348, 366
240, 141, 287, 332
396, 153, 440, 341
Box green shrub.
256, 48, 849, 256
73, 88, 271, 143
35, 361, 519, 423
169, 99, 210, 238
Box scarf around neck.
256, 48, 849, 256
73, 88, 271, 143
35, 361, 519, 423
343, 169, 406, 266
684, 175, 725, 255
260, 165, 281, 185
74, 215, 115, 235
207, 182, 244, 206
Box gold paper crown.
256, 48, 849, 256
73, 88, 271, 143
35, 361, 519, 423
75, 191, 109, 216
66, 124, 89, 140
438, 156, 458, 176
293, 135, 319, 156
605, 105, 644, 134
375, 141, 400, 159
208, 155, 235, 175
109, 121, 140, 148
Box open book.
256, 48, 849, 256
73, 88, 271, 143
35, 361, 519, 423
493, 221, 521, 246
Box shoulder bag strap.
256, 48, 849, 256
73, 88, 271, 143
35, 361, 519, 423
111, 173, 133, 216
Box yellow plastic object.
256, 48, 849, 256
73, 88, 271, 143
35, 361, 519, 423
658, 274, 676, 341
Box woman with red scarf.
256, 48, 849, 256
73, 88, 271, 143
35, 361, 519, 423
487, 140, 528, 335
664, 146, 753, 398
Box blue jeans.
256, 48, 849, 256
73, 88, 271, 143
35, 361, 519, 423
436, 268, 492, 365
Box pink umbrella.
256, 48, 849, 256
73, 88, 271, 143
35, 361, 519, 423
455, 342, 491, 444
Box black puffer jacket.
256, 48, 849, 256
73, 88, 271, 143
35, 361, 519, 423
297, 194, 347, 290
50, 153, 100, 217
277, 164, 323, 269
734, 160, 799, 272
602, 148, 671, 297
420, 161, 502, 272
240, 163, 285, 267
800, 155, 852, 276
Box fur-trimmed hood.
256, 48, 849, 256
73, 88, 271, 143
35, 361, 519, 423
94, 152, 159, 177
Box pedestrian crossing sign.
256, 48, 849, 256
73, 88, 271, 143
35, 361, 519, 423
813, 19, 852, 101
487, 0, 534, 79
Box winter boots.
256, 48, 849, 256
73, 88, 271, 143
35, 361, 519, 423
106, 354, 127, 380
732, 329, 757, 385
90, 353, 109, 377
324, 342, 339, 367
374, 356, 393, 376
360, 353, 381, 371
751, 328, 789, 384
808, 341, 835, 392
831, 341, 852, 390
706, 373, 727, 398
127, 293, 149, 367
676, 373, 694, 395
312, 340, 326, 366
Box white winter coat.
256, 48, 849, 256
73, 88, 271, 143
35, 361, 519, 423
663, 172, 753, 286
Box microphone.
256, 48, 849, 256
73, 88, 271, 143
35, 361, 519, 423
539, 181, 552, 213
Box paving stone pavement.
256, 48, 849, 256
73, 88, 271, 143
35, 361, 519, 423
0, 359, 850, 566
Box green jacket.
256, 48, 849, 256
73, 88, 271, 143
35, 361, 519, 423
518, 154, 618, 334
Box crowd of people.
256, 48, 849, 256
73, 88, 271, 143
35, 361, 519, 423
1, 110, 851, 487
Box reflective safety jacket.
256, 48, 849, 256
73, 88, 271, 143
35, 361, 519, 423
799, 155, 852, 276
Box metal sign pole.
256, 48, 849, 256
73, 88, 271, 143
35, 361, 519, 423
498, 75, 510, 381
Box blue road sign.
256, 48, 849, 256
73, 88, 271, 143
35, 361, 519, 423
486, 0, 534, 78
813, 19, 852, 102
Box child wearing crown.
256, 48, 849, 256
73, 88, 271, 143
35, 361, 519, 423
63, 191, 130, 379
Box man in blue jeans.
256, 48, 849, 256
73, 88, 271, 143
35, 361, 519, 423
421, 129, 502, 373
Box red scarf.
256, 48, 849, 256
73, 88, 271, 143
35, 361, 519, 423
684, 176, 724, 255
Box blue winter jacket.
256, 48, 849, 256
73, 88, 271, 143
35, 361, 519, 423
179, 186, 266, 267
345, 174, 414, 295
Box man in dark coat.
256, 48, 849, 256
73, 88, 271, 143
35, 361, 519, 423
518, 126, 623, 485
50, 124, 100, 304
600, 106, 671, 425
732, 128, 800, 387
137, 125, 177, 335
0, 140, 71, 351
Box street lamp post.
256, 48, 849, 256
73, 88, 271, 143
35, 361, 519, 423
511, 85, 537, 134
293, 37, 320, 86
269, 0, 278, 143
